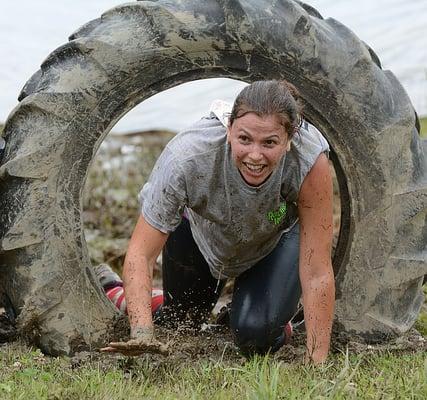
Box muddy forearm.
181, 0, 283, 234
122, 245, 154, 336
302, 270, 335, 364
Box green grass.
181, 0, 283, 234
0, 343, 425, 400
420, 116, 427, 137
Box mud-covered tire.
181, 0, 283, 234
0, 0, 426, 354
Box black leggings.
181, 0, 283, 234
156, 218, 301, 355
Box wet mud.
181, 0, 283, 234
1, 302, 425, 367
69, 325, 426, 370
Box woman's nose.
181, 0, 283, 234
248, 145, 263, 161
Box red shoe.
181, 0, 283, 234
284, 322, 293, 345
106, 286, 164, 315
106, 286, 127, 313
151, 289, 164, 314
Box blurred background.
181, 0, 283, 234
0, 0, 426, 133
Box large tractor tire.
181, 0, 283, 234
0, 0, 426, 355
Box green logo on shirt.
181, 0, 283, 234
267, 202, 287, 225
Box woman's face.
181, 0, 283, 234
227, 112, 290, 187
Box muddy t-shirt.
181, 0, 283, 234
139, 116, 329, 279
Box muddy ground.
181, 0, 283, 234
1, 307, 426, 367
0, 129, 426, 363
54, 326, 427, 368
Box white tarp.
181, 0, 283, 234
0, 0, 426, 133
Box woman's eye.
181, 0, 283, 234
238, 135, 249, 143
264, 140, 276, 146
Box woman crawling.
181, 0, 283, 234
100, 80, 335, 364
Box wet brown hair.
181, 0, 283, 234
229, 80, 303, 139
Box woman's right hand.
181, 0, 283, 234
105, 215, 170, 357
122, 215, 169, 338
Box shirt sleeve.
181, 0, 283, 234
138, 146, 187, 233
306, 121, 330, 156
282, 121, 330, 202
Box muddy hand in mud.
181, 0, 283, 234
101, 336, 169, 356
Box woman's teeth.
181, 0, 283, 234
245, 163, 264, 173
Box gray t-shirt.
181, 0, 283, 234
139, 116, 329, 279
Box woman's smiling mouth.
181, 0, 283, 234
243, 162, 267, 175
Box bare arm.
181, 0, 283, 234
123, 214, 169, 337
298, 153, 335, 364
101, 214, 169, 355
